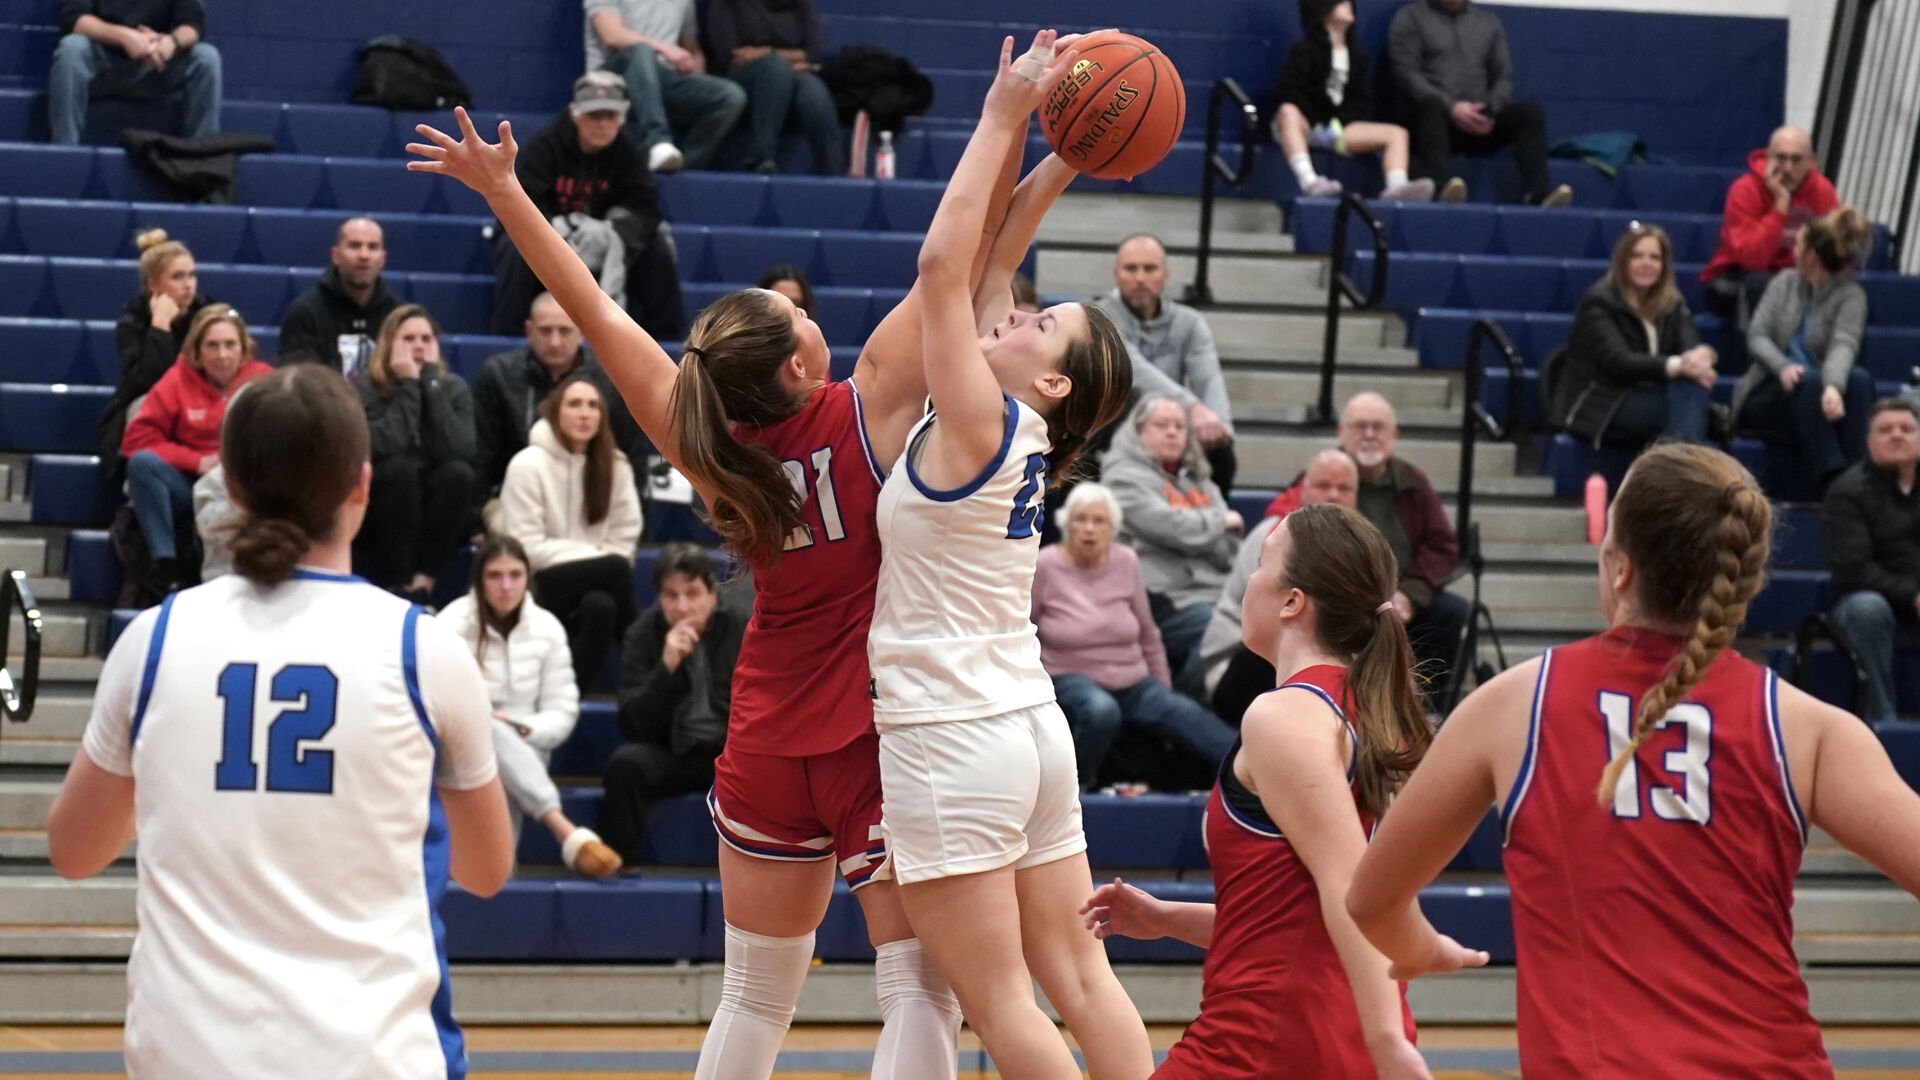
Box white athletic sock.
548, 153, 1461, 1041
870, 938, 963, 1080
693, 924, 815, 1080
1288, 153, 1318, 188
1386, 168, 1410, 189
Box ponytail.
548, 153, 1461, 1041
1346, 601, 1431, 817
668, 348, 804, 563
1803, 204, 1871, 275
1044, 303, 1132, 489
1594, 445, 1771, 805
220, 367, 370, 587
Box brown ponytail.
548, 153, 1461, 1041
1279, 503, 1433, 816
667, 290, 809, 563
221, 366, 370, 586
1043, 302, 1132, 487
1802, 205, 1871, 275
1594, 444, 1771, 804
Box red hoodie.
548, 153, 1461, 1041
1701, 147, 1839, 284
121, 356, 272, 472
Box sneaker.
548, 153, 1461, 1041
1539, 183, 1574, 209
562, 828, 623, 880
647, 142, 685, 173
1438, 177, 1469, 203
1303, 177, 1343, 198
1378, 178, 1436, 203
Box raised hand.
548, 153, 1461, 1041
984, 30, 1079, 126
406, 107, 522, 202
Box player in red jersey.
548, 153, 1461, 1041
408, 72, 1090, 1076
1082, 504, 1479, 1079
1348, 442, 1920, 1078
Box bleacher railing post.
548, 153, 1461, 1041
1184, 79, 1259, 309
0, 570, 41, 729
1316, 193, 1388, 424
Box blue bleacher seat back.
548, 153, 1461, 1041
31, 453, 112, 525
657, 173, 770, 227
0, 143, 93, 199
0, 382, 112, 451
65, 529, 120, 603
15, 199, 128, 259
0, 317, 82, 382
1393, 204, 1498, 256
767, 177, 879, 231
817, 231, 920, 290
131, 203, 251, 264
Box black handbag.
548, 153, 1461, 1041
350, 35, 474, 111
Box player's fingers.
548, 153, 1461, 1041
998, 36, 1013, 70
453, 105, 481, 142
414, 124, 458, 150
404, 143, 448, 161
404, 161, 445, 174
1039, 48, 1080, 87
1463, 949, 1492, 969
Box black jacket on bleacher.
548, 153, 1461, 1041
1824, 459, 1920, 614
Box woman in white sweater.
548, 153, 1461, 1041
438, 535, 620, 879
501, 375, 643, 688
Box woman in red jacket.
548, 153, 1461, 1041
121, 304, 272, 589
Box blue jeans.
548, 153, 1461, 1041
725, 53, 844, 175
1739, 366, 1876, 493
1604, 378, 1711, 452
127, 450, 196, 561
1052, 673, 1237, 791
1831, 590, 1899, 722
1155, 600, 1215, 702
49, 33, 222, 145
601, 46, 746, 169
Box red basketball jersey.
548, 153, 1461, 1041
726, 380, 886, 758
1158, 664, 1414, 1080
1502, 627, 1827, 1078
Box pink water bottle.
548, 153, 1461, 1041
1585, 472, 1608, 545
874, 131, 897, 180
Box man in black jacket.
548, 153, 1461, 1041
278, 216, 399, 376
471, 292, 646, 509
50, 0, 221, 145
600, 545, 743, 864
1824, 398, 1920, 722
491, 72, 685, 340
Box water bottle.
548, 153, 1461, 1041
875, 131, 896, 180
1585, 472, 1608, 545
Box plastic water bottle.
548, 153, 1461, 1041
875, 131, 896, 180
1585, 472, 1608, 545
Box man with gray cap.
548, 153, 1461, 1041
491, 72, 685, 340
585, 0, 746, 172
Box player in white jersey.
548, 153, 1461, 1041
866, 32, 1150, 1080
47, 365, 514, 1080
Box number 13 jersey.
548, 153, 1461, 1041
870, 395, 1056, 723
1501, 625, 1826, 1078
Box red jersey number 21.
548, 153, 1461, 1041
781, 447, 847, 551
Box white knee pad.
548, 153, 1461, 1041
871, 937, 963, 1080
694, 924, 816, 1080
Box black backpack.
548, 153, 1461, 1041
350, 35, 473, 111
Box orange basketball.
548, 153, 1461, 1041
1039, 31, 1184, 181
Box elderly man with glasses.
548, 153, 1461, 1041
1701, 125, 1840, 329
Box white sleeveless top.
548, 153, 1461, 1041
870, 395, 1058, 723
82, 569, 497, 1079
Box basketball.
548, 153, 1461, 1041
1039, 31, 1185, 181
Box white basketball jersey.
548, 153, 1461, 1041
870, 395, 1057, 722
80, 569, 498, 1080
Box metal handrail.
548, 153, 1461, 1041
1182, 78, 1261, 308
1315, 192, 1388, 423
1456, 319, 1522, 544
0, 570, 41, 727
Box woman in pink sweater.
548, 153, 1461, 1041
1033, 483, 1237, 791
121, 304, 271, 589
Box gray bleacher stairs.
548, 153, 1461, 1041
0, 194, 1917, 1026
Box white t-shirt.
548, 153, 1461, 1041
1327, 46, 1350, 109
869, 397, 1057, 723
83, 569, 497, 1080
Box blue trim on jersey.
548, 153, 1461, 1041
1500, 651, 1553, 845
903, 393, 1019, 503
128, 593, 178, 745
288, 567, 366, 584
847, 382, 888, 484
401, 605, 437, 752
422, 783, 466, 1078
1763, 671, 1809, 844
1274, 681, 1358, 782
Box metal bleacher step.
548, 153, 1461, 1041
1206, 307, 1402, 355
7, 610, 91, 658
1224, 366, 1457, 413
1477, 572, 1606, 615
1036, 248, 1323, 308
1236, 433, 1516, 489
0, 535, 46, 577
1038, 192, 1287, 254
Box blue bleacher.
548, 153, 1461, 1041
0, 381, 109, 452
29, 454, 109, 525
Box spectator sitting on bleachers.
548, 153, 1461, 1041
1104, 394, 1243, 700
473, 292, 644, 521
601, 543, 743, 864
1701, 126, 1838, 327
1011, 270, 1040, 314
438, 535, 622, 879
491, 74, 685, 342
1033, 483, 1235, 791
705, 0, 843, 175
1387, 0, 1570, 207
120, 304, 268, 591
278, 216, 398, 379
1553, 223, 1716, 453
1736, 206, 1873, 496
584, 0, 747, 173
501, 374, 641, 689
49, 0, 221, 146
1274, 0, 1434, 202
756, 263, 813, 316
1200, 448, 1360, 726
1092, 234, 1238, 492
1825, 398, 1920, 724
98, 228, 214, 473
351, 305, 477, 603
1339, 391, 1466, 689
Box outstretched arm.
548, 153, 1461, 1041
973, 154, 1077, 331
406, 110, 700, 492
915, 33, 1076, 484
